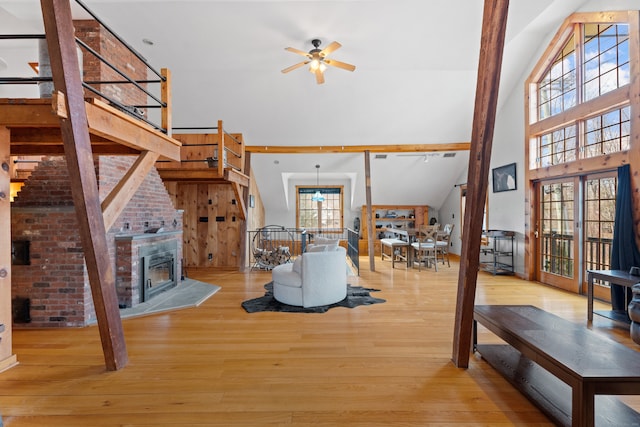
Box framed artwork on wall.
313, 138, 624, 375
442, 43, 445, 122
492, 163, 517, 193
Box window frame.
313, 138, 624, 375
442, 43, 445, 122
295, 185, 344, 232
523, 10, 640, 283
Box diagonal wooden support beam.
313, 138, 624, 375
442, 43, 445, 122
230, 182, 247, 221
102, 151, 160, 232
40, 0, 128, 371
451, 0, 509, 368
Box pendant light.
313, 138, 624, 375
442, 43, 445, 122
311, 164, 324, 202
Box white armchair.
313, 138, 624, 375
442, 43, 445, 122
272, 246, 347, 308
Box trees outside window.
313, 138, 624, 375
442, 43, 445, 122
296, 186, 343, 232
525, 11, 638, 295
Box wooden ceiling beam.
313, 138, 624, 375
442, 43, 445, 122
10, 144, 139, 156
451, 0, 509, 369
0, 97, 182, 161
52, 94, 181, 161
245, 143, 470, 154
9, 127, 110, 144
0, 100, 61, 126
9, 127, 140, 155
156, 169, 230, 183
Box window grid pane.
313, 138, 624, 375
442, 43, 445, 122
584, 176, 617, 271
583, 106, 630, 158
297, 187, 343, 231
530, 21, 631, 172
538, 35, 576, 120
536, 125, 577, 167
540, 182, 575, 278
583, 24, 629, 101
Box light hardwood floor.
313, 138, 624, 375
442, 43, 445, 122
1, 257, 638, 426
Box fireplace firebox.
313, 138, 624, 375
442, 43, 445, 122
140, 241, 178, 302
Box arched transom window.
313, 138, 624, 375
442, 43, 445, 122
527, 14, 634, 170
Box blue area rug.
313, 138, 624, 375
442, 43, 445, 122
242, 282, 385, 313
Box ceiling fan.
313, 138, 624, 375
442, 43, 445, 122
281, 38, 356, 84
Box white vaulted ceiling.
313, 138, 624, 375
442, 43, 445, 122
0, 0, 620, 213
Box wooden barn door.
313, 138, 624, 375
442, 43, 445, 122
174, 183, 242, 269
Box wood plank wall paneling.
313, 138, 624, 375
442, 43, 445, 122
197, 184, 209, 266
244, 166, 265, 270
0, 126, 17, 370
185, 185, 200, 266
170, 183, 242, 268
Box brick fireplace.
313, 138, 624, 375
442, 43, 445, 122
11, 156, 183, 328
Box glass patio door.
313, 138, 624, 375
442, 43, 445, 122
537, 179, 580, 292
536, 173, 617, 295
583, 172, 617, 299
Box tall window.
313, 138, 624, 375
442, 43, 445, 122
297, 186, 343, 231
538, 35, 576, 119
583, 24, 629, 101
530, 21, 631, 170
525, 11, 637, 293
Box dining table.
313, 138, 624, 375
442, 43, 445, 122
381, 227, 443, 268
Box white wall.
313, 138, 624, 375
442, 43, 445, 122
265, 177, 359, 234
438, 169, 468, 257
0, 46, 39, 98
488, 77, 527, 275
438, 51, 530, 276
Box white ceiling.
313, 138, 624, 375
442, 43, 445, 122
0, 0, 626, 214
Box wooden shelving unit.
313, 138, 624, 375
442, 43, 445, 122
359, 205, 430, 255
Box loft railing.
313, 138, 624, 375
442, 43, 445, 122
0, 0, 171, 133
247, 227, 357, 271
347, 228, 360, 275
155, 121, 245, 176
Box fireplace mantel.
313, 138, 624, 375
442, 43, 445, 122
115, 230, 182, 242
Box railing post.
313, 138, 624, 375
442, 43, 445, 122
161, 68, 171, 136
218, 119, 224, 176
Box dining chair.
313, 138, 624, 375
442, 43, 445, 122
411, 225, 438, 271
436, 223, 455, 267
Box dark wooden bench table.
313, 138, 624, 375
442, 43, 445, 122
474, 305, 640, 427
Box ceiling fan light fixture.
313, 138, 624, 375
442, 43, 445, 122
282, 38, 355, 84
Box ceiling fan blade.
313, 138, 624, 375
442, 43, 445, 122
320, 41, 341, 57
281, 61, 309, 74
285, 47, 310, 57
325, 58, 356, 72
315, 69, 325, 85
